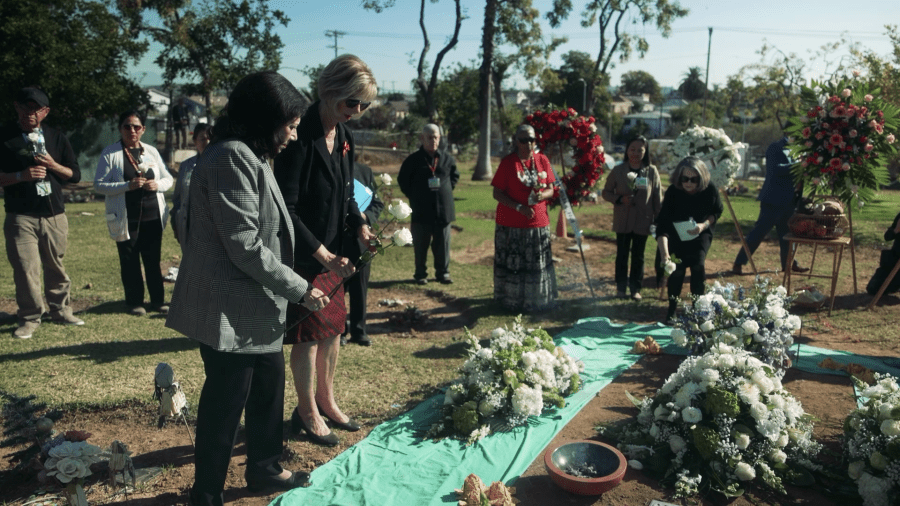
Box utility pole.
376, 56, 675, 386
702, 27, 712, 123
324, 30, 346, 59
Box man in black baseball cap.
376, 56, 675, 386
0, 86, 83, 338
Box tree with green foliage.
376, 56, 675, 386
364, 0, 463, 123
545, 0, 688, 112
0, 0, 148, 130
540, 51, 611, 122
421, 63, 481, 145
620, 70, 662, 103
678, 67, 706, 101
118, 0, 288, 116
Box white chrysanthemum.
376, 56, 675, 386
510, 384, 543, 418
734, 461, 756, 481
737, 381, 761, 404
751, 370, 775, 394
757, 418, 782, 442
768, 394, 786, 411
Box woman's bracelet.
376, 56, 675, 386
515, 203, 522, 212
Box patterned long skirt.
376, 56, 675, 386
283, 269, 346, 344
493, 224, 558, 312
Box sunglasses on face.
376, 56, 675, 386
680, 176, 700, 184
518, 137, 536, 144
345, 99, 371, 111
121, 124, 143, 131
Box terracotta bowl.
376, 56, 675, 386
543, 440, 627, 495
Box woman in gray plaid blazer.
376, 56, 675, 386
166, 72, 328, 506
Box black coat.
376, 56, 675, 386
1, 123, 81, 216
398, 147, 459, 225
656, 183, 723, 262
273, 101, 366, 273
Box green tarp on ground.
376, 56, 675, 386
271, 317, 900, 506
270, 318, 671, 506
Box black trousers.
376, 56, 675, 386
192, 344, 286, 506
345, 254, 371, 338
116, 220, 164, 307
667, 234, 713, 316
411, 221, 451, 281
615, 232, 648, 294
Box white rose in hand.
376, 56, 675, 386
392, 227, 413, 247
388, 200, 412, 220
27, 132, 41, 144
664, 259, 677, 275
380, 173, 392, 186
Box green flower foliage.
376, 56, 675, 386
704, 386, 741, 418
452, 401, 480, 434
692, 425, 720, 461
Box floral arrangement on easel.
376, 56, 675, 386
670, 125, 745, 189
785, 72, 899, 205
524, 108, 606, 205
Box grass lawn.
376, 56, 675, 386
1, 162, 899, 427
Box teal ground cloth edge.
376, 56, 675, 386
269, 317, 672, 506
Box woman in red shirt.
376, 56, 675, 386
491, 124, 558, 311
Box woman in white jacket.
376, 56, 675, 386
94, 110, 173, 316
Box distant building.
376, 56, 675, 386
609, 95, 634, 116
384, 100, 409, 121
622, 111, 672, 138
146, 87, 171, 117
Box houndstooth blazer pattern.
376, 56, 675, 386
166, 140, 309, 353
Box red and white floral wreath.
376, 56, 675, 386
524, 108, 606, 206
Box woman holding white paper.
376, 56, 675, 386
655, 156, 723, 323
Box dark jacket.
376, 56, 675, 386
1, 123, 81, 216
346, 162, 385, 262
398, 147, 459, 225
759, 137, 800, 207
656, 183, 723, 261
273, 101, 366, 274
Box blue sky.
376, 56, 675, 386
131, 0, 899, 94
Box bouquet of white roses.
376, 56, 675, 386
426, 316, 584, 445
843, 373, 900, 506
670, 277, 801, 375
42, 436, 104, 506
670, 125, 744, 189
606, 345, 821, 499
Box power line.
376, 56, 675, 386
324, 30, 347, 59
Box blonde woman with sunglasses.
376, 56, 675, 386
273, 54, 378, 447
655, 156, 723, 323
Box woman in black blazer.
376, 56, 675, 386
274, 54, 377, 447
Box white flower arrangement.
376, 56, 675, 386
670, 125, 745, 189
669, 277, 800, 375
427, 316, 584, 445
844, 373, 900, 506
605, 346, 821, 499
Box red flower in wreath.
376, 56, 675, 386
524, 108, 605, 206
342, 141, 350, 157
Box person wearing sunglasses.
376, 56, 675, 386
655, 156, 723, 323
491, 124, 559, 312
601, 135, 662, 300
94, 110, 174, 317
274, 54, 377, 447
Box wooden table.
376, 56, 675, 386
782, 234, 855, 315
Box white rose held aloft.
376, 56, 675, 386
392, 228, 413, 247
388, 201, 412, 220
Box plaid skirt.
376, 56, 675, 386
493, 224, 557, 312
284, 269, 346, 344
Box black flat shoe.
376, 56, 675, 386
291, 408, 339, 446
245, 470, 311, 493
316, 403, 361, 432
